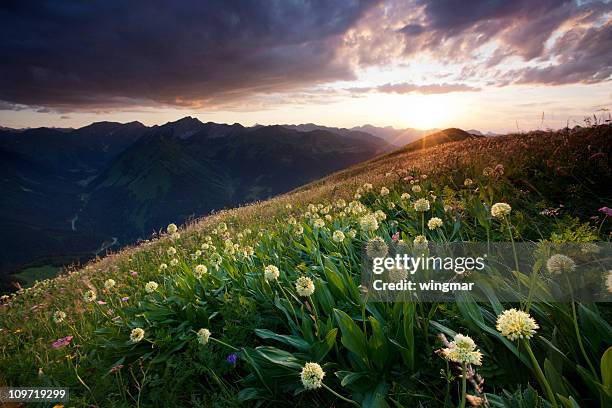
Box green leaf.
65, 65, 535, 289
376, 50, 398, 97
254, 329, 310, 352
310, 328, 337, 361
254, 346, 303, 370
544, 358, 567, 397
601, 346, 612, 397
402, 303, 415, 371
324, 261, 349, 300
333, 308, 368, 361
368, 316, 388, 369
336, 370, 367, 387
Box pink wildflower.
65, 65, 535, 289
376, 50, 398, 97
51, 335, 73, 349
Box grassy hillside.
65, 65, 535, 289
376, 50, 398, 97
1, 125, 611, 407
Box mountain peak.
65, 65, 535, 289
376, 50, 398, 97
162, 116, 205, 139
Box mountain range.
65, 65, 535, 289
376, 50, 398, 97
282, 123, 438, 146
0, 118, 487, 290
0, 117, 396, 288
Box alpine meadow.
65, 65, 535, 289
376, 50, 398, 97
1, 125, 611, 407
1, 1, 612, 407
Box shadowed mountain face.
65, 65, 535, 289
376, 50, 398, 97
283, 123, 438, 146
0, 117, 390, 288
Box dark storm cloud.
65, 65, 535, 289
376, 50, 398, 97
399, 0, 612, 84
0, 0, 377, 110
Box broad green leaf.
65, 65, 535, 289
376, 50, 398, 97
601, 346, 612, 396
254, 329, 310, 352
333, 308, 368, 361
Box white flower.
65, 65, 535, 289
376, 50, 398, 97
130, 327, 145, 343
84, 289, 97, 303
491, 202, 511, 218
412, 185, 422, 193
347, 229, 357, 239
363, 183, 373, 191
413, 235, 428, 251
313, 218, 325, 228
194, 264, 208, 278
380, 187, 390, 196
295, 276, 315, 297
167, 223, 178, 234
401, 193, 410, 200
464, 178, 473, 186
374, 210, 387, 221
388, 266, 408, 282
171, 232, 180, 240
442, 333, 483, 366
197, 328, 211, 345
145, 281, 158, 293
170, 258, 179, 266
104, 279, 116, 290
159, 263, 168, 271
294, 225, 304, 235
359, 214, 379, 232
414, 198, 430, 212
167, 247, 177, 256
301, 362, 325, 390
366, 237, 388, 258
264, 265, 280, 281
53, 310, 67, 323
546, 254, 576, 275
496, 308, 539, 341
286, 204, 292, 210
217, 222, 227, 232
427, 217, 443, 230
332, 230, 345, 243
211, 253, 222, 266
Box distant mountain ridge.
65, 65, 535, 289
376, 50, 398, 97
282, 123, 441, 146
0, 117, 391, 288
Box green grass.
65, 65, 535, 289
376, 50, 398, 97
1, 125, 611, 407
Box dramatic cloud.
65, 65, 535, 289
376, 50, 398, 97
395, 0, 612, 82
0, 0, 610, 113
351, 82, 480, 94
505, 19, 612, 85
0, 0, 377, 110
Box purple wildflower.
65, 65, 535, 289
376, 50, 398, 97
121, 297, 129, 302
52, 335, 73, 349
226, 353, 238, 365
599, 207, 612, 217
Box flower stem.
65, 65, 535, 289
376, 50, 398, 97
421, 212, 425, 236
524, 340, 558, 408
321, 383, 360, 406
458, 362, 467, 408
210, 337, 239, 351
505, 217, 522, 296
566, 276, 597, 378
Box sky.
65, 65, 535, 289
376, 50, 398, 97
0, 0, 611, 133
